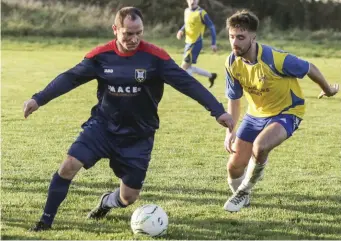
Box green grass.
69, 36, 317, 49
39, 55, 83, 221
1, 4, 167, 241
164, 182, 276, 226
2, 35, 341, 58
1, 37, 341, 240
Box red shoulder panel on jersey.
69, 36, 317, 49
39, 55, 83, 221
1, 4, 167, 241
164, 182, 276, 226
85, 40, 115, 58
139, 40, 170, 60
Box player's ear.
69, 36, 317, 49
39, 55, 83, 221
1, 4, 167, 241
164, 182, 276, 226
112, 25, 117, 35
252, 34, 257, 42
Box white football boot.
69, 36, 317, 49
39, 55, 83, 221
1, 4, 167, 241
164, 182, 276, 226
224, 190, 249, 212
243, 194, 251, 207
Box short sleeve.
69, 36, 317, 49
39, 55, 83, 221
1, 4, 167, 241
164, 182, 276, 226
282, 54, 310, 79
225, 68, 243, 99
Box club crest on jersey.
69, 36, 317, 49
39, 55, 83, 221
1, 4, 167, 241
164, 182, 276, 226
135, 69, 147, 83
259, 75, 267, 82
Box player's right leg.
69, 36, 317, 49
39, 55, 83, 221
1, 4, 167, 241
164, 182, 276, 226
227, 138, 253, 190
224, 137, 253, 211
187, 39, 217, 87
30, 155, 84, 231
30, 118, 108, 231
224, 114, 264, 212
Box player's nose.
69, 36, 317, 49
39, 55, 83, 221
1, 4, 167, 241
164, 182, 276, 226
131, 35, 138, 43
232, 41, 240, 49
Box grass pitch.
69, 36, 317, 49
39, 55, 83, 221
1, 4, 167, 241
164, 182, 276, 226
1, 37, 341, 240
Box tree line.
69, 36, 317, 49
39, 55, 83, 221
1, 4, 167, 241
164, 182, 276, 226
53, 0, 341, 31
2, 0, 340, 38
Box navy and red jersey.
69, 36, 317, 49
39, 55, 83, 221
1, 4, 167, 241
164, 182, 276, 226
32, 40, 225, 136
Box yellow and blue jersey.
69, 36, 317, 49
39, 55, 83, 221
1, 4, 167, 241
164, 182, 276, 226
180, 7, 216, 45
225, 44, 310, 119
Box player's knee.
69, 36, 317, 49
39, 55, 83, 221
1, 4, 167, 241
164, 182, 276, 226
227, 156, 247, 172
252, 143, 270, 159
181, 62, 190, 70
58, 155, 83, 180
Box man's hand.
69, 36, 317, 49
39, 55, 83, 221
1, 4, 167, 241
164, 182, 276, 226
224, 131, 236, 153
217, 113, 234, 132
211, 45, 217, 53
23, 99, 39, 119
318, 83, 339, 99
176, 31, 184, 40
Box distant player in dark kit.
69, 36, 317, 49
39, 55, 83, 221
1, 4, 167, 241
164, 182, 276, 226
23, 7, 234, 231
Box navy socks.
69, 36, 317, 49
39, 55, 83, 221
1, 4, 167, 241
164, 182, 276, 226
40, 172, 71, 225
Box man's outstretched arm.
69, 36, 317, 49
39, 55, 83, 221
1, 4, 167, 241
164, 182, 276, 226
307, 63, 339, 98
281, 54, 339, 99
23, 58, 97, 118
202, 13, 217, 51
161, 58, 234, 131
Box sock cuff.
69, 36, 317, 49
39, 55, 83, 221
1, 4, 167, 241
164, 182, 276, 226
255, 161, 267, 167
228, 172, 246, 183
54, 172, 72, 184
251, 157, 268, 166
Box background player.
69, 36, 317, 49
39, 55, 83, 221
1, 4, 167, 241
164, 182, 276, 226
176, 0, 218, 87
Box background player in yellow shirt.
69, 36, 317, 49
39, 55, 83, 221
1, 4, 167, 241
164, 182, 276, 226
176, 0, 218, 88
223, 10, 339, 212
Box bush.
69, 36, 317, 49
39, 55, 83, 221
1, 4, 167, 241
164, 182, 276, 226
2, 0, 341, 39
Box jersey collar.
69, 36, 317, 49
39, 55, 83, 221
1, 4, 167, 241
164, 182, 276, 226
256, 43, 263, 62
241, 43, 260, 66
189, 6, 199, 11
112, 39, 141, 57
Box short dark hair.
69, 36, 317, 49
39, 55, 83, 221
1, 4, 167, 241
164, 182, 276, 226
114, 7, 143, 27
226, 10, 259, 32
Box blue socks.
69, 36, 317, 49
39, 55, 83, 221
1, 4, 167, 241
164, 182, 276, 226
40, 172, 71, 225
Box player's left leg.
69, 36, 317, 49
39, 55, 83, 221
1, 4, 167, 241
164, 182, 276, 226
181, 61, 193, 75
181, 43, 194, 75
189, 40, 217, 87
243, 122, 287, 188
87, 166, 145, 219
226, 114, 301, 212
88, 135, 154, 219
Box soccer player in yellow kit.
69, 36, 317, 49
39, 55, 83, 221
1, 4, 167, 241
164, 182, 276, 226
177, 0, 218, 88
223, 10, 339, 212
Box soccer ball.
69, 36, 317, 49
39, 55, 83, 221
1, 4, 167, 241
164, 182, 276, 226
130, 204, 168, 237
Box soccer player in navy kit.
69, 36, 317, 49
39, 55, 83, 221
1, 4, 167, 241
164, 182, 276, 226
23, 7, 234, 231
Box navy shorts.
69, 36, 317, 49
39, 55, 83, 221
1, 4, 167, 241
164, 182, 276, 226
237, 114, 302, 143
68, 118, 154, 189
183, 39, 202, 64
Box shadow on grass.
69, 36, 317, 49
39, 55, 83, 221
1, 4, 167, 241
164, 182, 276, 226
1, 234, 39, 240
2, 212, 340, 240
2, 177, 341, 239
3, 176, 341, 211
304, 95, 341, 102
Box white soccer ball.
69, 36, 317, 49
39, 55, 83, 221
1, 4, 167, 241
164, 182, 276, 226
130, 204, 168, 237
